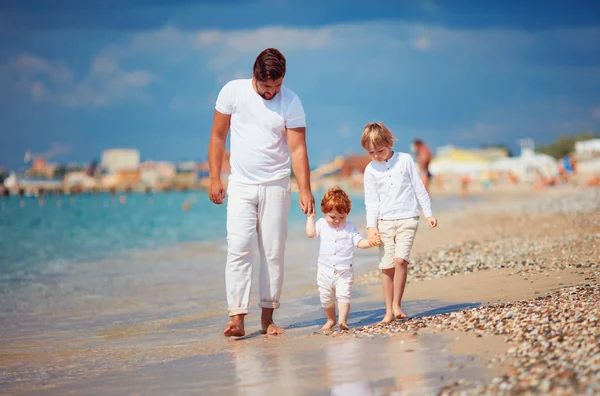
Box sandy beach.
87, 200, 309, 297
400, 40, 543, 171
1, 183, 599, 395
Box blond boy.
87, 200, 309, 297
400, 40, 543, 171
361, 122, 438, 324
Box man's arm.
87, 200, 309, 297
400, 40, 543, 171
208, 110, 231, 205
287, 126, 315, 215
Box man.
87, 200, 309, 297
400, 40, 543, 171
208, 48, 315, 338
412, 139, 433, 193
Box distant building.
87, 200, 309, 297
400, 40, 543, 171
575, 139, 600, 159
139, 161, 176, 187
64, 172, 97, 189
574, 138, 600, 174
176, 161, 197, 173
101, 149, 140, 174
435, 145, 509, 161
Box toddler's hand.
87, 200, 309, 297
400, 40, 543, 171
367, 227, 380, 247
369, 234, 381, 247
427, 217, 438, 228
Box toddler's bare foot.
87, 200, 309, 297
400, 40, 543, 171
380, 314, 395, 324
223, 320, 245, 337
321, 320, 336, 331
338, 322, 349, 331
394, 308, 407, 320
261, 323, 285, 335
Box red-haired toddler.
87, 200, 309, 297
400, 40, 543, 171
306, 186, 380, 331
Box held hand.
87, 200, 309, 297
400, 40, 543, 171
299, 190, 315, 216
209, 179, 225, 205
427, 217, 438, 228
369, 234, 381, 247
367, 228, 380, 246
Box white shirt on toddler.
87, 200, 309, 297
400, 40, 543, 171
315, 218, 364, 272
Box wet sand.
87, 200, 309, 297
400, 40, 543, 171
2, 184, 599, 394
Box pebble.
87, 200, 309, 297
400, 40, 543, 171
345, 189, 600, 394
335, 285, 600, 394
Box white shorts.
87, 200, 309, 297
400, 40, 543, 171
317, 267, 353, 308
377, 217, 419, 269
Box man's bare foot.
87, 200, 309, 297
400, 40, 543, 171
394, 308, 407, 320
338, 322, 349, 330
321, 319, 336, 331
223, 320, 245, 337
261, 323, 285, 335
380, 313, 395, 324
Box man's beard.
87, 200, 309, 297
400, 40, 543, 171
260, 91, 278, 100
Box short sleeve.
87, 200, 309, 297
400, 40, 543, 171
315, 218, 325, 237
285, 96, 306, 128
215, 82, 233, 115
348, 223, 363, 247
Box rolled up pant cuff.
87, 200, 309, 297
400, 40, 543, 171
228, 307, 249, 316
258, 301, 280, 310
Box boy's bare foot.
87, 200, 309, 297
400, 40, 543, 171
338, 322, 349, 331
261, 323, 285, 335
321, 319, 336, 331
394, 308, 407, 319
223, 317, 245, 338
380, 314, 395, 324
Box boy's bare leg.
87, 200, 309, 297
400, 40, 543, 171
380, 268, 395, 324
337, 302, 350, 330
321, 306, 336, 330
393, 259, 409, 319
224, 314, 245, 337
261, 308, 285, 335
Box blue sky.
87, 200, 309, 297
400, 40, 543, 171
1, 0, 599, 170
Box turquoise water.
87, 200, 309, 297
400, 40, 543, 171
0, 190, 475, 282
0, 191, 324, 281
1, 189, 483, 393
0, 189, 475, 323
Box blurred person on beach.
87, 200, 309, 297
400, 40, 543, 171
559, 155, 576, 183
306, 187, 379, 331
208, 48, 315, 338
411, 139, 433, 193
362, 122, 438, 323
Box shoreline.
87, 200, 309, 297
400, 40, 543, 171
1, 184, 598, 394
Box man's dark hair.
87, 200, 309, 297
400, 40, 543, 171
253, 48, 286, 82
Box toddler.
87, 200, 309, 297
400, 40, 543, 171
306, 186, 379, 330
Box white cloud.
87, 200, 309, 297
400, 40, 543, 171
4, 53, 154, 107
122, 70, 153, 87
224, 26, 332, 52
30, 82, 46, 102
196, 30, 221, 47
91, 56, 118, 74
411, 36, 431, 51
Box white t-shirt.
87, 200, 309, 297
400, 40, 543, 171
215, 79, 306, 184
315, 218, 364, 270
363, 151, 433, 229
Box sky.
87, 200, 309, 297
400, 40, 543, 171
1, 0, 600, 170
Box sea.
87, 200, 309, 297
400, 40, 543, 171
0, 189, 477, 315
0, 189, 483, 394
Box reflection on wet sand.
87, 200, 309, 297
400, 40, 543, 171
326, 340, 373, 395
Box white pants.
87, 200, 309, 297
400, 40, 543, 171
317, 266, 354, 308
225, 178, 291, 316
